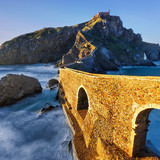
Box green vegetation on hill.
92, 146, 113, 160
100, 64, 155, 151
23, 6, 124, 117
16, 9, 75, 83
3, 27, 66, 46
81, 17, 144, 64
26, 28, 58, 39
0, 13, 159, 66
104, 34, 144, 63
82, 17, 102, 32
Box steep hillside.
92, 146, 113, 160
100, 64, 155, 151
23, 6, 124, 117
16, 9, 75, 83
65, 15, 157, 66
61, 31, 96, 66
0, 24, 85, 64
61, 14, 159, 72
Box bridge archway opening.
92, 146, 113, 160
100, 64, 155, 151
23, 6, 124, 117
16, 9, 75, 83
77, 87, 89, 119
132, 108, 160, 157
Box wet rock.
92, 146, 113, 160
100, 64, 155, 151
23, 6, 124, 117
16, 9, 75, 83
39, 103, 55, 115
46, 78, 59, 89
94, 47, 121, 71
0, 74, 42, 107
142, 42, 160, 61
56, 90, 59, 100
134, 60, 156, 66
56, 59, 62, 67
68, 140, 72, 153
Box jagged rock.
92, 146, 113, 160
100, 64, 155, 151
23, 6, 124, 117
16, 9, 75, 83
0, 74, 42, 107
134, 60, 156, 66
93, 47, 121, 71
46, 78, 59, 89
62, 31, 96, 66
62, 15, 160, 70
39, 103, 55, 115
142, 42, 160, 61
56, 90, 59, 100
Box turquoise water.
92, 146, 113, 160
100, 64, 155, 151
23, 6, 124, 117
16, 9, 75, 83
108, 66, 160, 76
0, 64, 74, 160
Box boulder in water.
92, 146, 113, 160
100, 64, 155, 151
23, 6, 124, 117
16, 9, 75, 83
38, 103, 55, 115
0, 74, 42, 107
46, 78, 59, 89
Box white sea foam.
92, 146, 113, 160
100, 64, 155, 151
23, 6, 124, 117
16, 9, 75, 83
0, 63, 74, 160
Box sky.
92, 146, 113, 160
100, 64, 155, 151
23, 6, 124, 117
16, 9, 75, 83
0, 0, 160, 45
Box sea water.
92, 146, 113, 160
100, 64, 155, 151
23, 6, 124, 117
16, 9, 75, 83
0, 64, 74, 160
108, 64, 160, 156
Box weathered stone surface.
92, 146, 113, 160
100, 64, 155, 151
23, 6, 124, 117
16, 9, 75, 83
61, 31, 96, 66
59, 68, 160, 160
142, 42, 160, 61
93, 47, 121, 71
0, 74, 42, 107
46, 78, 59, 89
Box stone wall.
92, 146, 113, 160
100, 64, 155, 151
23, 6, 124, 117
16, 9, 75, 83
59, 68, 160, 159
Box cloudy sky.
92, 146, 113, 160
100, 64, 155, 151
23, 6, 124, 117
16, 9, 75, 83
0, 0, 160, 45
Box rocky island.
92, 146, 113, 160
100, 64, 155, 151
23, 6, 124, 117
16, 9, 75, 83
0, 12, 159, 72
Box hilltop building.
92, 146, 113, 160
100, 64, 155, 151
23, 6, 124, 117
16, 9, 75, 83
97, 10, 110, 18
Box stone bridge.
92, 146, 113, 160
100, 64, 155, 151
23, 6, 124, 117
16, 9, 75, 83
59, 68, 160, 159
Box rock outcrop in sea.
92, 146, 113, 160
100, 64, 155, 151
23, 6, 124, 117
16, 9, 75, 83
46, 78, 59, 90
0, 13, 160, 71
0, 74, 42, 107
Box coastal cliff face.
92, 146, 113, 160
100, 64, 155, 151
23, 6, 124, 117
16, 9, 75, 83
0, 25, 84, 64
71, 15, 159, 67
62, 15, 159, 72
62, 31, 96, 66
0, 14, 160, 67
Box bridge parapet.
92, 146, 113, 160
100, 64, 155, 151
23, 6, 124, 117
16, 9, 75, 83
59, 68, 160, 159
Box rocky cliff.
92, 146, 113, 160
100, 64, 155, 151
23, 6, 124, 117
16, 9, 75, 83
0, 13, 160, 70
0, 25, 84, 64
62, 14, 159, 72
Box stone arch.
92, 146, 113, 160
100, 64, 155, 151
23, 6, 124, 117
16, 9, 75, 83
77, 87, 89, 110
132, 108, 153, 157
130, 103, 160, 157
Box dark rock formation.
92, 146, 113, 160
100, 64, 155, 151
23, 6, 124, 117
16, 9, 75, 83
142, 42, 160, 61
129, 59, 156, 67
0, 74, 42, 107
46, 78, 59, 89
39, 103, 55, 115
93, 47, 121, 71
